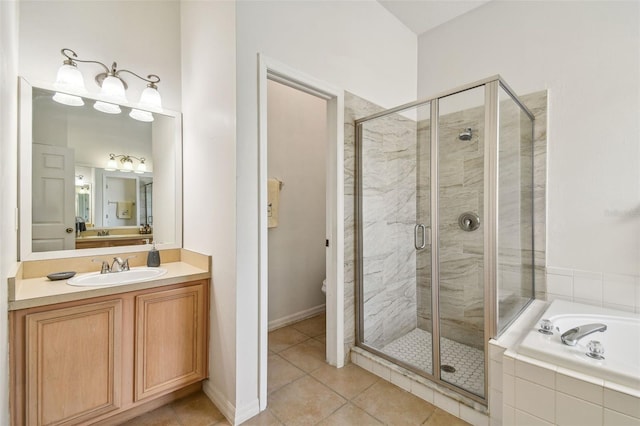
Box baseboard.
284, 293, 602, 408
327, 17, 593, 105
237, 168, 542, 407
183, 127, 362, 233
202, 380, 260, 426
268, 304, 326, 331
202, 380, 236, 425
235, 398, 261, 425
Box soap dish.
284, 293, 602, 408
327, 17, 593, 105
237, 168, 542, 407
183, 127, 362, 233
47, 271, 76, 281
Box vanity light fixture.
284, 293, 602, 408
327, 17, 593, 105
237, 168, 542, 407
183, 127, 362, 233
52, 48, 163, 121
105, 154, 147, 174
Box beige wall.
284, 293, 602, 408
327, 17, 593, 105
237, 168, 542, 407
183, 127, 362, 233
180, 0, 238, 417
267, 80, 327, 324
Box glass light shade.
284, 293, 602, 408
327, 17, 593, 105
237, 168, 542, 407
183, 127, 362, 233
105, 157, 118, 171
139, 86, 162, 112
129, 109, 154, 122
135, 160, 147, 174
100, 75, 127, 103
94, 101, 121, 114
52, 92, 84, 107
54, 64, 86, 93
120, 158, 134, 172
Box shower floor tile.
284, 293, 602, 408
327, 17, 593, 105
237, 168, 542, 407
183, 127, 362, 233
379, 328, 485, 397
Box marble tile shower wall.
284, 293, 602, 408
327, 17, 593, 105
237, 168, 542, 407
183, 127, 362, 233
417, 107, 486, 350
343, 90, 548, 361
344, 92, 386, 362
360, 113, 419, 348
421, 91, 548, 346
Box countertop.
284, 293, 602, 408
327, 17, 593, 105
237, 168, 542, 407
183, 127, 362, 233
8, 249, 211, 311
76, 234, 153, 241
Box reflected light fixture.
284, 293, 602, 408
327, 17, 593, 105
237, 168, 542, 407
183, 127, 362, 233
52, 48, 163, 121
129, 109, 154, 122
105, 154, 147, 174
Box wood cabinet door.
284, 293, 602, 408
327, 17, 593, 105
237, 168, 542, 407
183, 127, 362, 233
25, 300, 122, 425
135, 283, 206, 401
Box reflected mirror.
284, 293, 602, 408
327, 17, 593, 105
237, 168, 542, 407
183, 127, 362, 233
19, 78, 182, 259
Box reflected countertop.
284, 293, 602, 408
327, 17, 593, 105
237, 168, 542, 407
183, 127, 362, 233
76, 233, 153, 241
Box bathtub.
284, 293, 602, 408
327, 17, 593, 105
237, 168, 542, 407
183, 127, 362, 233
517, 299, 640, 390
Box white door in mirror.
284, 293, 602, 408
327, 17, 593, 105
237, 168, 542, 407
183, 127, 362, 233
67, 267, 167, 287
32, 144, 76, 252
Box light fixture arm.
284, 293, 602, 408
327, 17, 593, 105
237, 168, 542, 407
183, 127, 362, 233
61, 48, 110, 74
116, 69, 161, 86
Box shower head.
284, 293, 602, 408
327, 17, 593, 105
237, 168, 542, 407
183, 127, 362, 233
459, 128, 473, 141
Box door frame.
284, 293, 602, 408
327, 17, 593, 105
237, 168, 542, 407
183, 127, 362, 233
257, 54, 345, 410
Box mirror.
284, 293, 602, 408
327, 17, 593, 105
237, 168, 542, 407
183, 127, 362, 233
19, 78, 182, 259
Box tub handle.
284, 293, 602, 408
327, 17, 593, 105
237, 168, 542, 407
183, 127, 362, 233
538, 319, 555, 335
586, 340, 605, 360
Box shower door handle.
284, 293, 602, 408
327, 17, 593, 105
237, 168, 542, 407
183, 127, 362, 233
414, 224, 427, 250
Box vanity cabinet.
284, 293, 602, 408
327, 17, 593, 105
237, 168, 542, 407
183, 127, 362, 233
10, 280, 209, 426
24, 300, 123, 425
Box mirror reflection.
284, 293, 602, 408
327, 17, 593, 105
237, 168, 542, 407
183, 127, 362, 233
30, 86, 177, 252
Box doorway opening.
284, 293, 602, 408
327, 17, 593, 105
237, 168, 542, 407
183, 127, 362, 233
266, 79, 327, 328
258, 55, 345, 410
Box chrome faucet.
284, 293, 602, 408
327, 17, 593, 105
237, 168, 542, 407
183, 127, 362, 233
92, 258, 111, 274
561, 323, 607, 346
111, 257, 126, 272
110, 256, 135, 272
93, 256, 136, 274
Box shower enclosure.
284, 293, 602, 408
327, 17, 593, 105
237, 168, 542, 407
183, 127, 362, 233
355, 76, 535, 403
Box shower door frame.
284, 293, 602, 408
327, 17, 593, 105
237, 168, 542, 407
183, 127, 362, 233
355, 75, 535, 405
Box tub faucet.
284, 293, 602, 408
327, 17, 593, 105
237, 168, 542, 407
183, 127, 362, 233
561, 323, 607, 346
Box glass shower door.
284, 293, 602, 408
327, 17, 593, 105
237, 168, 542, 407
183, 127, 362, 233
358, 102, 433, 377
356, 76, 536, 404
436, 86, 486, 398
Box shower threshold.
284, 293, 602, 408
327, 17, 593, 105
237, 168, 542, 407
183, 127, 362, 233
377, 328, 484, 397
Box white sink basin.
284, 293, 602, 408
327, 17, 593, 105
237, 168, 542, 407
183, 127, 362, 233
67, 267, 167, 287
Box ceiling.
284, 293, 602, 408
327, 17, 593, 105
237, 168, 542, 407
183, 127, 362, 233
378, 0, 491, 35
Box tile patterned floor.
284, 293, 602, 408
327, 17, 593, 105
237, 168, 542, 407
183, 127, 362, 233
380, 328, 485, 397
122, 314, 471, 425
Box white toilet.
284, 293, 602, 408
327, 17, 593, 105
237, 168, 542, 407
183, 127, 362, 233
321, 279, 327, 294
